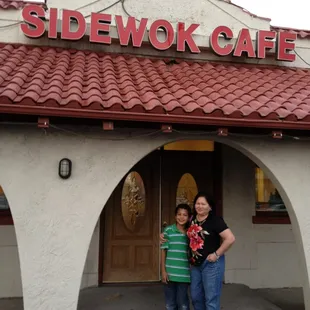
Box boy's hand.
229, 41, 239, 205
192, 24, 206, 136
161, 270, 169, 284
160, 233, 167, 244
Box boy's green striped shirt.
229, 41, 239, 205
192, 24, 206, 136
161, 224, 190, 283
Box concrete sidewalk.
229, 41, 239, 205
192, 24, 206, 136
0, 284, 305, 310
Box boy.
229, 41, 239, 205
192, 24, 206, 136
161, 203, 191, 310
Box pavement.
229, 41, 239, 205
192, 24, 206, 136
0, 284, 305, 310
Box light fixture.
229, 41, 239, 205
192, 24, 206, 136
58, 158, 72, 179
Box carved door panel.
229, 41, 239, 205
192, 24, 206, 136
102, 152, 160, 282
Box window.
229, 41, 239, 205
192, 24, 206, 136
0, 186, 9, 210
253, 167, 290, 224
176, 173, 198, 208
0, 186, 13, 225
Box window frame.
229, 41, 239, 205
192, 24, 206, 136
0, 209, 13, 225
0, 187, 13, 225
253, 167, 290, 225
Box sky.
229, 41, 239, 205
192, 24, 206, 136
232, 0, 310, 29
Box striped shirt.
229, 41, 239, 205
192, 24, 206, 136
161, 224, 190, 283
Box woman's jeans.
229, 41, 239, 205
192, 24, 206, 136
190, 256, 225, 310
164, 281, 190, 310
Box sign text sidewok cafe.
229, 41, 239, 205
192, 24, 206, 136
21, 5, 297, 62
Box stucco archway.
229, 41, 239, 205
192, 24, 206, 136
0, 127, 309, 310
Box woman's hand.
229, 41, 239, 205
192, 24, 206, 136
206, 253, 218, 263
160, 233, 167, 244
161, 270, 169, 284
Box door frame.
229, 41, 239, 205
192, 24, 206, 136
97, 142, 223, 285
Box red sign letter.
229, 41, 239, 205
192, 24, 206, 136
210, 26, 234, 56
277, 32, 296, 62
115, 16, 147, 47
256, 30, 276, 59
233, 28, 256, 58
21, 5, 45, 38
149, 20, 175, 50
177, 23, 200, 53
61, 9, 86, 40
48, 8, 58, 39
90, 13, 112, 44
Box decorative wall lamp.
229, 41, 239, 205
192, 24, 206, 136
58, 158, 72, 179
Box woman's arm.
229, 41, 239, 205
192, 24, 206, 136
207, 229, 235, 262
217, 228, 235, 256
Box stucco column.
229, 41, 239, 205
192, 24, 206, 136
0, 127, 169, 310
231, 138, 310, 310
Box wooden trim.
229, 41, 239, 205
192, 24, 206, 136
100, 281, 162, 287
213, 142, 223, 217
1, 104, 310, 130
252, 211, 291, 224
98, 207, 106, 286
0, 210, 13, 225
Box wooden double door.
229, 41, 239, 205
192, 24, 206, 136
100, 148, 217, 283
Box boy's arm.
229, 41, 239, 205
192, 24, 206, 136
160, 228, 169, 283
161, 249, 168, 283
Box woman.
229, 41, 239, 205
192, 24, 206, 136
188, 192, 235, 310
160, 192, 235, 310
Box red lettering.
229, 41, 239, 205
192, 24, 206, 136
177, 23, 200, 53
276, 32, 296, 62
210, 26, 234, 56
61, 10, 86, 40
90, 13, 112, 44
20, 5, 45, 38
48, 8, 58, 39
233, 28, 256, 58
256, 30, 276, 59
115, 16, 147, 47
149, 20, 175, 51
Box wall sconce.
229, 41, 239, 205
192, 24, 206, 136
58, 158, 72, 179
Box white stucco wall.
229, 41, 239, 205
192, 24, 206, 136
0, 222, 100, 298
1, 128, 309, 307
0, 226, 22, 298
0, 137, 304, 301
223, 146, 302, 288
80, 221, 100, 290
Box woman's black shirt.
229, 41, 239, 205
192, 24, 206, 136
189, 213, 228, 266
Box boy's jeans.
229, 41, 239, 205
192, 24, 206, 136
164, 281, 190, 310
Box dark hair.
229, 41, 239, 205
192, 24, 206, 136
192, 191, 216, 218
175, 203, 192, 216
175, 203, 192, 228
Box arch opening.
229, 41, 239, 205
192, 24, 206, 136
77, 137, 305, 310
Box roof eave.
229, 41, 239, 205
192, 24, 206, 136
0, 105, 309, 131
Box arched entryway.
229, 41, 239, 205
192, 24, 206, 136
1, 128, 309, 310
81, 138, 306, 309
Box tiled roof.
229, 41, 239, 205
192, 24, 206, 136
271, 26, 310, 39
0, 0, 46, 10
0, 0, 24, 9
1, 44, 310, 129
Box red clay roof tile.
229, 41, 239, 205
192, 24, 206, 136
0, 0, 46, 9
271, 26, 310, 39
1, 44, 310, 128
